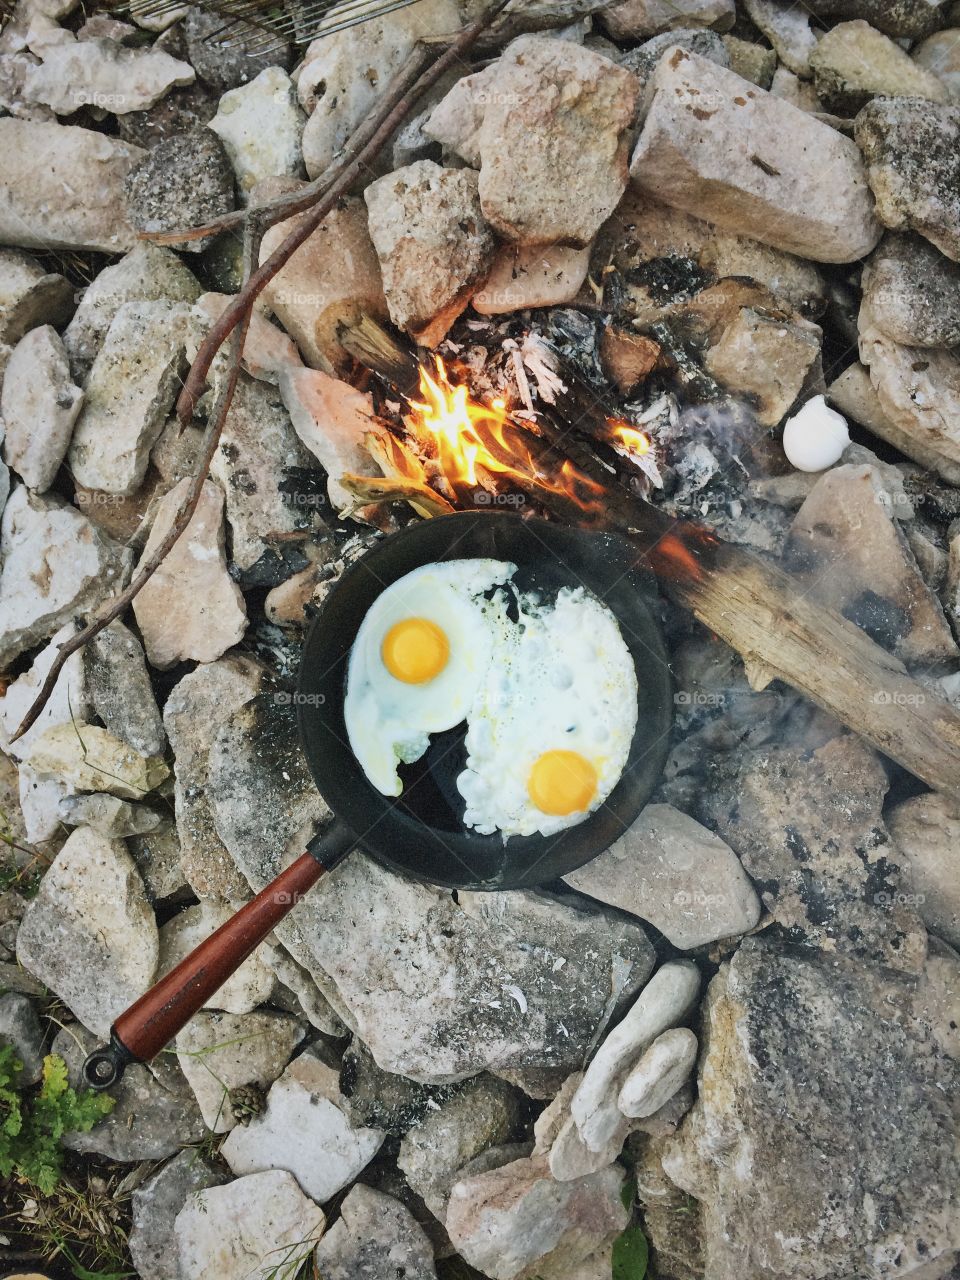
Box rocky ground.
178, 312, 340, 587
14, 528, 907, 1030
1, 0, 960, 1277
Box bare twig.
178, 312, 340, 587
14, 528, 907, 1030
175, 0, 513, 426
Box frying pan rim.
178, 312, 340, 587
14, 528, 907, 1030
295, 510, 673, 889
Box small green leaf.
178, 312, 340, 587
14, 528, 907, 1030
612, 1226, 649, 1280
620, 1176, 635, 1210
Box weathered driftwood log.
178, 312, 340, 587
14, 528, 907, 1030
344, 315, 960, 797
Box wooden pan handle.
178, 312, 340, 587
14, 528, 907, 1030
82, 820, 355, 1090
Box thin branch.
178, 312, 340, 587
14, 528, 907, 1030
175, 0, 513, 426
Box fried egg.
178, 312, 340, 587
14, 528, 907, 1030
344, 559, 638, 840
457, 586, 638, 839
343, 559, 515, 796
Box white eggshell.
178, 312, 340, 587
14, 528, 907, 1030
782, 395, 850, 472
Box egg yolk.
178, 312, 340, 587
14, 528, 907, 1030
527, 750, 598, 816
381, 617, 450, 684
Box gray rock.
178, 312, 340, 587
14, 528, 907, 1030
810, 20, 947, 115
182, 5, 291, 91
63, 242, 201, 377
0, 247, 74, 346
0, 118, 143, 252
85, 619, 165, 755
704, 306, 822, 426
475, 37, 639, 248
339, 1035, 458, 1135
208, 694, 656, 1084
259, 941, 346, 1036
705, 734, 927, 972
208, 65, 304, 202
158, 900, 274, 1015
862, 232, 960, 348
855, 96, 960, 262
721, 34, 776, 88
0, 485, 130, 669
209, 374, 318, 575
398, 1075, 522, 1217
123, 127, 235, 253
132, 478, 247, 668
16, 827, 159, 1037
221, 1048, 385, 1202
447, 1155, 629, 1280
888, 791, 960, 948
0, 991, 45, 1084
313, 1184, 437, 1279
631, 48, 881, 263
364, 160, 496, 348
616, 1026, 698, 1117
801, 0, 950, 39
22, 37, 195, 115
0, 324, 83, 492
564, 802, 760, 948
68, 299, 194, 494
600, 0, 734, 40
116, 76, 220, 149
163, 655, 264, 900
662, 937, 960, 1280
619, 27, 730, 94
57, 792, 166, 838
785, 463, 958, 667
128, 825, 188, 904
54, 1023, 206, 1160
175, 1008, 305, 1132
130, 1150, 228, 1280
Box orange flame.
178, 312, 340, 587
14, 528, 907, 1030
401, 358, 604, 513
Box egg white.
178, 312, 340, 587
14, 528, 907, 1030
457, 586, 639, 839
343, 558, 515, 796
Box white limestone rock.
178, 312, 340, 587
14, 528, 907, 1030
617, 1026, 698, 1117
809, 20, 948, 115
630, 48, 881, 263
279, 367, 382, 516
15, 826, 159, 1037
364, 160, 496, 347
176, 1008, 306, 1132
446, 1155, 629, 1280
129, 1151, 227, 1280
23, 37, 195, 115
475, 37, 640, 247
473, 244, 592, 314
571, 961, 701, 1153
221, 1049, 385, 1201
158, 900, 275, 1015
1, 325, 82, 492
25, 721, 168, 799
888, 792, 960, 949
84, 618, 165, 756
175, 1170, 325, 1280
68, 300, 195, 495
742, 0, 818, 76
0, 485, 130, 669
0, 119, 144, 252
298, 0, 461, 177
0, 247, 74, 346
63, 242, 201, 377
564, 803, 760, 948
209, 65, 304, 202
132, 478, 247, 669
258, 194, 387, 374
704, 306, 822, 426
